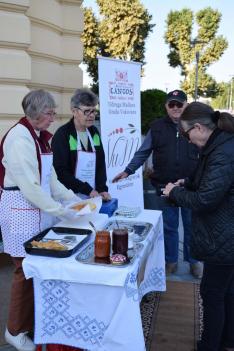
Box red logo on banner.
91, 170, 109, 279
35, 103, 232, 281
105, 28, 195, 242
108, 124, 137, 137
115, 71, 128, 82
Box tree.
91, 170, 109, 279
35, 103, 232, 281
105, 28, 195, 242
165, 7, 228, 99
141, 89, 167, 134
211, 81, 233, 110
82, 0, 155, 90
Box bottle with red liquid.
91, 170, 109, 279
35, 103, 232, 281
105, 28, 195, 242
94, 231, 111, 258
112, 228, 128, 256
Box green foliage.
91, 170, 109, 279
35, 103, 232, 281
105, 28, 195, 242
141, 89, 167, 134
165, 9, 193, 72
82, 7, 106, 93
81, 0, 155, 89
211, 82, 231, 109
165, 7, 228, 99
181, 68, 222, 98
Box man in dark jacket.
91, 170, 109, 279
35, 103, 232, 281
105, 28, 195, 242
113, 90, 202, 278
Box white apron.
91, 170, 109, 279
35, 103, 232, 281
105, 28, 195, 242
0, 151, 55, 257
40, 152, 57, 229
75, 129, 96, 199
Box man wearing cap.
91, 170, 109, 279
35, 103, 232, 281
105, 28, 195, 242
112, 90, 203, 279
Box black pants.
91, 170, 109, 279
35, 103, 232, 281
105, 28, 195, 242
198, 263, 234, 351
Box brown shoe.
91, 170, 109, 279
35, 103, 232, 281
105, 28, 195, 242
166, 262, 178, 274
190, 262, 203, 279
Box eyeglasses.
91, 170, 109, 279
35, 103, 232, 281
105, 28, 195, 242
180, 126, 195, 140
168, 101, 184, 109
42, 111, 57, 117
76, 107, 98, 116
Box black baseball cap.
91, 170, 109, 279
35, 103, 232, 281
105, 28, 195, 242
166, 90, 187, 103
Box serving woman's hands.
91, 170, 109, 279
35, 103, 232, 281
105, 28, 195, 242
89, 190, 111, 201
100, 191, 111, 201
89, 190, 99, 198
163, 182, 177, 196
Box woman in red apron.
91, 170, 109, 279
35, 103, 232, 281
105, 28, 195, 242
0, 90, 78, 351
51, 88, 111, 201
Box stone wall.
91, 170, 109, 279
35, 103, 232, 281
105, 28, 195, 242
0, 0, 83, 138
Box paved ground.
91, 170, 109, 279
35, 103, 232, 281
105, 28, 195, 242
167, 258, 201, 283
166, 235, 201, 284
0, 346, 14, 351
166, 210, 202, 284
0, 254, 13, 348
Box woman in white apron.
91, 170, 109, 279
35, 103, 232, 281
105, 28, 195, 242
0, 90, 79, 351
51, 88, 111, 201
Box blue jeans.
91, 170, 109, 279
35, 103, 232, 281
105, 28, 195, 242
198, 263, 234, 351
162, 206, 197, 264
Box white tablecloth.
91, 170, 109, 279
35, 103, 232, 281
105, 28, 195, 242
23, 210, 166, 351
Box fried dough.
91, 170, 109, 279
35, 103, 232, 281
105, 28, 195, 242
31, 240, 67, 250
72, 202, 96, 211
72, 203, 87, 211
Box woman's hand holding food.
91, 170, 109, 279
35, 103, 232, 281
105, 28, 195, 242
59, 208, 78, 221
62, 195, 82, 207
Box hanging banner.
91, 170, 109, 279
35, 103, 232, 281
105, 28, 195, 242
98, 57, 143, 208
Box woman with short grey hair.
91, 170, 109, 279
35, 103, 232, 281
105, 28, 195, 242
70, 88, 98, 110
52, 88, 111, 201
22, 89, 56, 119
0, 89, 78, 351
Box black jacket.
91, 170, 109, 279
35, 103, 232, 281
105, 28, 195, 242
169, 129, 234, 264
51, 119, 108, 195
150, 116, 199, 188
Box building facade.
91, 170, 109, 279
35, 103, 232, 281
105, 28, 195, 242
0, 0, 83, 138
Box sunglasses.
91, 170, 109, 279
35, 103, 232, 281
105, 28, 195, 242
168, 101, 184, 109
77, 107, 98, 117
180, 126, 195, 140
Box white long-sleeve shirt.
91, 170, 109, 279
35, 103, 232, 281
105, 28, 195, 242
2, 124, 75, 217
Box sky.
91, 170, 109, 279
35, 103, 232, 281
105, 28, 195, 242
82, 0, 234, 93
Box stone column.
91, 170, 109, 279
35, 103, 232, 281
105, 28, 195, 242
0, 0, 31, 136
0, 0, 83, 138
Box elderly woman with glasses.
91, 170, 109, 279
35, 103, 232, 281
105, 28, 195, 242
163, 102, 234, 351
52, 88, 111, 201
0, 89, 80, 351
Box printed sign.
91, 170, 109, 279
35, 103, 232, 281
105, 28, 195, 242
98, 57, 143, 208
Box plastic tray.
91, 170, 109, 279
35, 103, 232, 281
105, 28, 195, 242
24, 226, 92, 258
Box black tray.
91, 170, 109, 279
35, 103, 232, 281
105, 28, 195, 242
24, 226, 92, 258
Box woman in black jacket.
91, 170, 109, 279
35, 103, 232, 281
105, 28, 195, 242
163, 102, 234, 351
52, 88, 111, 201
